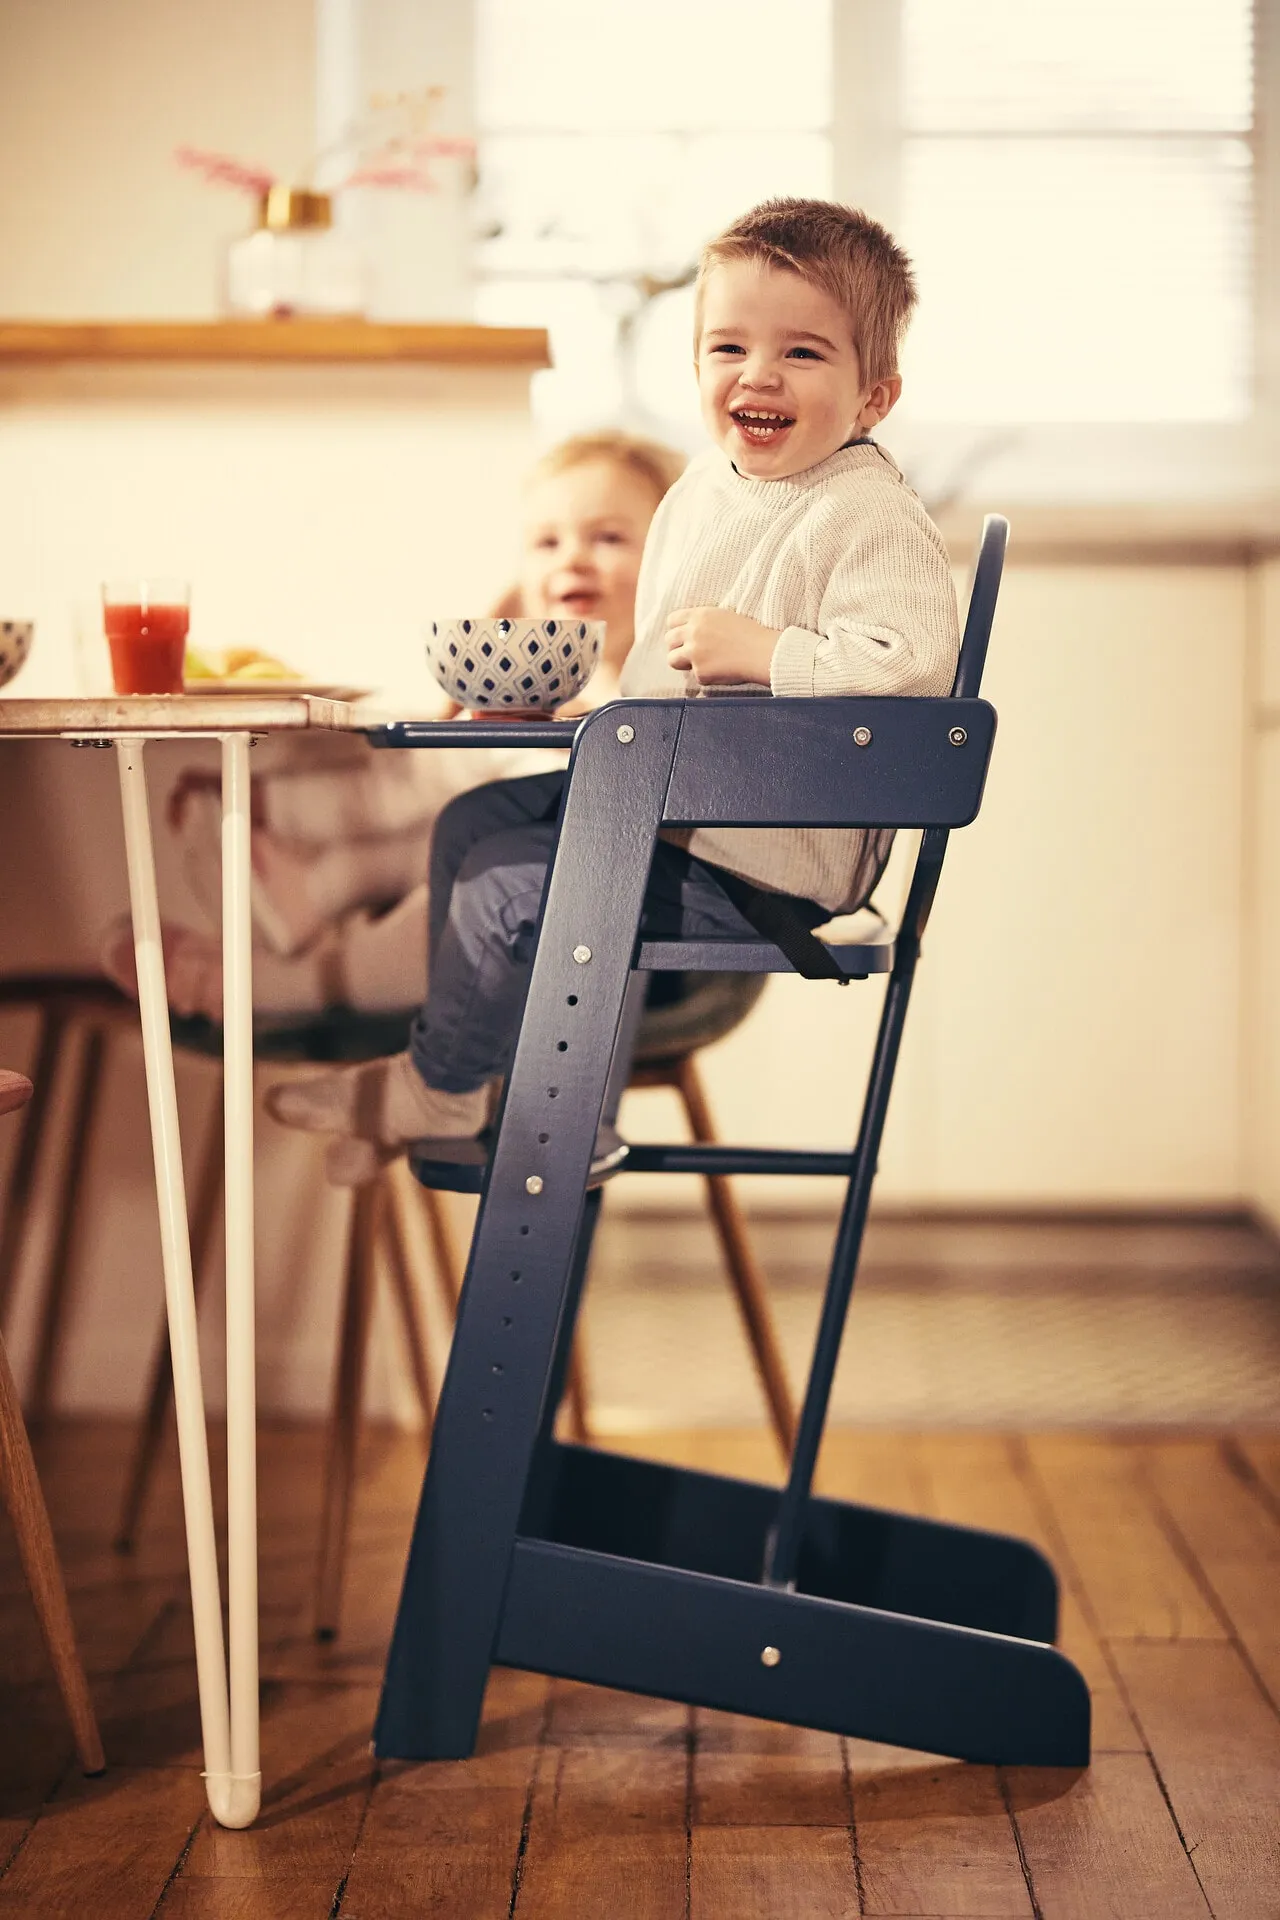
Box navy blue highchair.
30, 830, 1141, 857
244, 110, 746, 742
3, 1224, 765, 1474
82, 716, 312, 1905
365, 515, 1091, 1769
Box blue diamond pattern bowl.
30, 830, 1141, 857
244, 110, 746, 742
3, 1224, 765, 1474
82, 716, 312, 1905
0, 621, 33, 692
426, 617, 604, 713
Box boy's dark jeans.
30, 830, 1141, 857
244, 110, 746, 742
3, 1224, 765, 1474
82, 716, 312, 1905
409, 771, 822, 1093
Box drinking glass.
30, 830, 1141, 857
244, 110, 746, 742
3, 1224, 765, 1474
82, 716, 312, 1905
102, 580, 190, 695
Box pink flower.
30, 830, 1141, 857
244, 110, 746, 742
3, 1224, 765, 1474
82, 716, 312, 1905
175, 146, 275, 196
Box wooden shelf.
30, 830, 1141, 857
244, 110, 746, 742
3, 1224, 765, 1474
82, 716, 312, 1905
0, 319, 550, 368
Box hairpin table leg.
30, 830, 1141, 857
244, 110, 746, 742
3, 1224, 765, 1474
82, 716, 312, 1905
220, 732, 260, 1824
115, 737, 259, 1828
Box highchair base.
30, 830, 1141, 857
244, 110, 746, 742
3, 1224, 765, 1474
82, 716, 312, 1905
375, 1443, 1091, 1768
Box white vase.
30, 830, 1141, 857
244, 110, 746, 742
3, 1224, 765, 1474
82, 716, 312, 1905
225, 187, 366, 319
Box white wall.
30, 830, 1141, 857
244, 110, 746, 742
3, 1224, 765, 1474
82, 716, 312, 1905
0, 0, 473, 325
0, 0, 315, 319
0, 360, 534, 703
1245, 557, 1280, 1233
625, 562, 1250, 1209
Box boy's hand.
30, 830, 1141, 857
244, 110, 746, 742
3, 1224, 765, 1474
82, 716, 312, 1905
665, 607, 780, 685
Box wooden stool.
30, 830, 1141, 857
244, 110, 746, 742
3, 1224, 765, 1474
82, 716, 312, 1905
0, 1066, 105, 1775
0, 977, 138, 1424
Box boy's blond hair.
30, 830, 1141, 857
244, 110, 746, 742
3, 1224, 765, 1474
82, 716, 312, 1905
525, 429, 686, 503
696, 198, 917, 388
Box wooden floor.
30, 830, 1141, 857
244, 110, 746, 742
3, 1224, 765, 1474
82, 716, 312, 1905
1, 1419, 1278, 1919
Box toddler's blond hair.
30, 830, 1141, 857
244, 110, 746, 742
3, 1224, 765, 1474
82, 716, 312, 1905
697, 198, 917, 387
525, 429, 686, 503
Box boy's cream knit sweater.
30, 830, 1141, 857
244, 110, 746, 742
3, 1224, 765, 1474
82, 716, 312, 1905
619, 439, 960, 915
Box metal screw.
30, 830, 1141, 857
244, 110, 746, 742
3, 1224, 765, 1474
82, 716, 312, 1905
525, 1175, 544, 1196
616, 723, 635, 743
572, 945, 592, 964
853, 726, 872, 747
949, 726, 968, 747
761, 1645, 782, 1668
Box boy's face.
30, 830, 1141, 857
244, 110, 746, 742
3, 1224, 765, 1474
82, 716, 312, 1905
696, 259, 899, 480
520, 459, 659, 661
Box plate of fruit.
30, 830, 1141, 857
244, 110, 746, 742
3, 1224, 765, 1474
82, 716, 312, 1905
183, 647, 371, 701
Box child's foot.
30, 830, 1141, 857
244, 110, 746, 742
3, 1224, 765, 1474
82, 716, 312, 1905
269, 1054, 488, 1188
265, 1050, 486, 1148
266, 1051, 630, 1188
100, 914, 225, 1021
323, 1116, 631, 1188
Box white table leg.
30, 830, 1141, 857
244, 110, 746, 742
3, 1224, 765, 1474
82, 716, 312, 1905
115, 738, 259, 1828
220, 733, 260, 1822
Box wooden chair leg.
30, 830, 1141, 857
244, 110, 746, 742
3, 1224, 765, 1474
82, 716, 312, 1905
115, 1086, 225, 1551
0, 1006, 67, 1327
673, 1054, 798, 1459
27, 1022, 109, 1425
314, 1178, 381, 1641
381, 1164, 435, 1440
562, 1337, 593, 1445
418, 1184, 463, 1317
0, 1331, 104, 1773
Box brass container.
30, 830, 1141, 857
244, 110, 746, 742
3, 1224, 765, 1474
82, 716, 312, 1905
257, 187, 333, 233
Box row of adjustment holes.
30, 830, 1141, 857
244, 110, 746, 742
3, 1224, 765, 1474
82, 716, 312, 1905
491, 986, 583, 1418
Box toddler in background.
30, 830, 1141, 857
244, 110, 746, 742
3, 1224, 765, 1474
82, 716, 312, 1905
99, 431, 683, 1022
267, 196, 962, 1183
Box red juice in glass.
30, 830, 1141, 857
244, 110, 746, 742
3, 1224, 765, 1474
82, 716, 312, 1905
102, 581, 190, 694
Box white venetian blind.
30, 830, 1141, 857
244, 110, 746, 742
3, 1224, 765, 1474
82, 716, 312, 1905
898, 0, 1255, 423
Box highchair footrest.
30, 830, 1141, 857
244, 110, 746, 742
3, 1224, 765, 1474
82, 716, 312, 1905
493, 1539, 1091, 1769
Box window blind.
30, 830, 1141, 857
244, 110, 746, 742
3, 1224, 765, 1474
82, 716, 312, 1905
898, 0, 1255, 423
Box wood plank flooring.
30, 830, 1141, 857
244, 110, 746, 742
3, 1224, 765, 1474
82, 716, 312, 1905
1, 1419, 1278, 1918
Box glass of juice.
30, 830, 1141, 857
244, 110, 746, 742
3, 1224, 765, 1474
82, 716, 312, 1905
102, 580, 190, 694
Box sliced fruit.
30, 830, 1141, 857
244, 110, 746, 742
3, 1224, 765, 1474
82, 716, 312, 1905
230, 656, 302, 681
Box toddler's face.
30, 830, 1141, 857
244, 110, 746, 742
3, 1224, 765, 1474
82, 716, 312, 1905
520, 459, 659, 658
697, 260, 893, 480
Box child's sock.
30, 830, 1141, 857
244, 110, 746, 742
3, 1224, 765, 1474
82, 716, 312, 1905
265, 1050, 486, 1146
322, 1110, 631, 1189
268, 1053, 631, 1190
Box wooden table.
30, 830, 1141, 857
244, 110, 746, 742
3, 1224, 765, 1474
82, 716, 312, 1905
0, 694, 356, 1826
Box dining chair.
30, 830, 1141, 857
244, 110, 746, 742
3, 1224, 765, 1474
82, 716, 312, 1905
0, 983, 465, 1640
0, 1065, 105, 1775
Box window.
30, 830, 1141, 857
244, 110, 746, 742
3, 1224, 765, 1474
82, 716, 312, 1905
474, 0, 1265, 473
475, 0, 832, 443
896, 0, 1256, 424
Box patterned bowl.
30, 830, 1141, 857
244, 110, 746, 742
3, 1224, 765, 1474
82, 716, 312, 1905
0, 620, 33, 691
426, 616, 604, 713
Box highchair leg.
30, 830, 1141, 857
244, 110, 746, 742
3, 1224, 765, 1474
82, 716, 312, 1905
375, 707, 681, 1760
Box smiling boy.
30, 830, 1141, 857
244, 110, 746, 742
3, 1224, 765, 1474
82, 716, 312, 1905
616, 195, 960, 918
267, 199, 962, 1182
